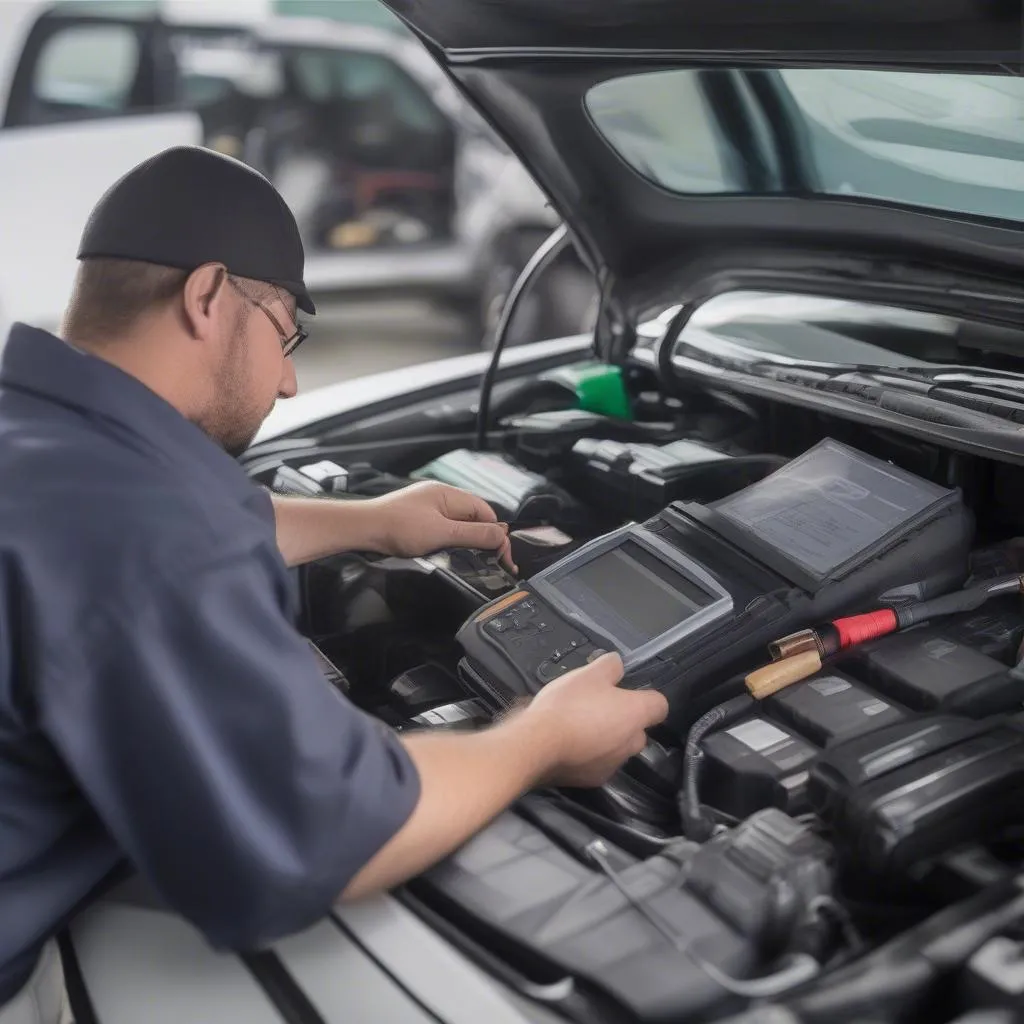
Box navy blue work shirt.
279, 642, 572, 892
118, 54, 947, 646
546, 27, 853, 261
0, 324, 421, 1003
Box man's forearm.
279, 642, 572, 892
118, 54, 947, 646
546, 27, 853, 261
270, 494, 383, 567
339, 711, 558, 902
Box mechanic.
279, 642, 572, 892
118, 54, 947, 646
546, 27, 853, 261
0, 146, 668, 1024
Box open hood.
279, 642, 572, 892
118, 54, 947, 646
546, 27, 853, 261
379, 0, 1020, 53
381, 0, 1024, 361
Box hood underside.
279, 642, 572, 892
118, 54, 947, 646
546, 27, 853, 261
382, 0, 1024, 357
381, 0, 1022, 54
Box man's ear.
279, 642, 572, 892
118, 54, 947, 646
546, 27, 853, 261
181, 263, 229, 340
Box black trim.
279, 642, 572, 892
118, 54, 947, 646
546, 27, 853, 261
240, 950, 327, 1024
392, 889, 626, 1024
328, 913, 447, 1024
57, 931, 100, 1024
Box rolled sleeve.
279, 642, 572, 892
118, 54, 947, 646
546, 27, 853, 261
37, 546, 420, 950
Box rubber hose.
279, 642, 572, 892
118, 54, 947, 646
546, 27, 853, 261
679, 694, 754, 840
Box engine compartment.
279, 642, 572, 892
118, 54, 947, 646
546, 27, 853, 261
245, 360, 1024, 1023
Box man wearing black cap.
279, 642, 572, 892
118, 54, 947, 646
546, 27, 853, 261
0, 146, 667, 1022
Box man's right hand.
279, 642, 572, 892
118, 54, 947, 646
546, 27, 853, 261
524, 652, 669, 788
339, 651, 669, 902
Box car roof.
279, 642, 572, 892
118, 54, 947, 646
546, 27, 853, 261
248, 16, 400, 54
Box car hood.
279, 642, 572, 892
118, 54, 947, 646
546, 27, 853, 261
380, 0, 1024, 363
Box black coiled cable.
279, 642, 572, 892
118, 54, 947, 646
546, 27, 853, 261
678, 694, 755, 841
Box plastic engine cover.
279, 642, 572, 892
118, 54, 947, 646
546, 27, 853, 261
809, 715, 1024, 876
418, 811, 760, 1022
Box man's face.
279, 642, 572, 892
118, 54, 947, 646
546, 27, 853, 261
204, 280, 300, 457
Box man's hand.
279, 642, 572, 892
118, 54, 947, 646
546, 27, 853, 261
269, 484, 514, 568
370, 481, 516, 570
339, 651, 669, 901
524, 652, 669, 787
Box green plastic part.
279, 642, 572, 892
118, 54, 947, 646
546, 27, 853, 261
545, 362, 633, 420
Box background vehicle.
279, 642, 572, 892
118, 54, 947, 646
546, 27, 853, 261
0, 0, 596, 347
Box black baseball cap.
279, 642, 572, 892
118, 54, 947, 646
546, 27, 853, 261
76, 145, 315, 315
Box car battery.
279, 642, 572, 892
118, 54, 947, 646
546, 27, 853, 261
701, 716, 818, 819
943, 603, 1024, 664
569, 437, 783, 518
855, 628, 1024, 717
767, 673, 906, 748
809, 714, 1024, 876
411, 448, 581, 526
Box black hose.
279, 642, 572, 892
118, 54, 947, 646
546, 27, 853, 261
678, 694, 754, 841
655, 304, 693, 398
713, 876, 1024, 1023
896, 574, 1023, 630
785, 877, 1024, 1022
474, 224, 571, 452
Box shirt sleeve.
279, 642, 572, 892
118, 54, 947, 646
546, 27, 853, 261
36, 542, 421, 951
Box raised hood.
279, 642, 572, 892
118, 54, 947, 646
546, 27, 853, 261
380, 0, 1019, 53
381, 0, 1024, 360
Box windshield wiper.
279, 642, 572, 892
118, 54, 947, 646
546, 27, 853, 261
875, 365, 1024, 389
747, 360, 1024, 429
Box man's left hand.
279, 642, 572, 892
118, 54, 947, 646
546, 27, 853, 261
371, 482, 516, 571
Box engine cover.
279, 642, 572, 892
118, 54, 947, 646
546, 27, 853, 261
809, 714, 1024, 877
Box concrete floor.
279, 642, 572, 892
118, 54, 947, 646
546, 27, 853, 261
290, 298, 476, 392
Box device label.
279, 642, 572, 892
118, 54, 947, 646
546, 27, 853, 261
727, 719, 791, 752
924, 638, 959, 659
809, 677, 851, 697
859, 699, 892, 717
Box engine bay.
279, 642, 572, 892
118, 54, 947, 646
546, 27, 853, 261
245, 359, 1024, 1024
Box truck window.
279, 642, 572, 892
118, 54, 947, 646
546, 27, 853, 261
5, 20, 144, 127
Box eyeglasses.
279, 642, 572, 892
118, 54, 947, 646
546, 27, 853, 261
227, 277, 309, 357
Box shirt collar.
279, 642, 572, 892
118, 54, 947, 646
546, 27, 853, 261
0, 323, 259, 503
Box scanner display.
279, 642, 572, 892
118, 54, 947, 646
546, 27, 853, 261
550, 539, 715, 649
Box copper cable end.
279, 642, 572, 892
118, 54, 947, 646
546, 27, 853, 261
769, 630, 823, 662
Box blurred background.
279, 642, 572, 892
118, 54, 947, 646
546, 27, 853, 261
0, 0, 600, 390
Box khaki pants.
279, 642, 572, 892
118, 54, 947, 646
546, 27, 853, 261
0, 942, 73, 1024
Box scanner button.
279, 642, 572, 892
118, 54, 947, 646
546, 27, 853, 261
537, 661, 567, 683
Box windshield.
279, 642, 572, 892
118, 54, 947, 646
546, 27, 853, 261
586, 68, 1024, 223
